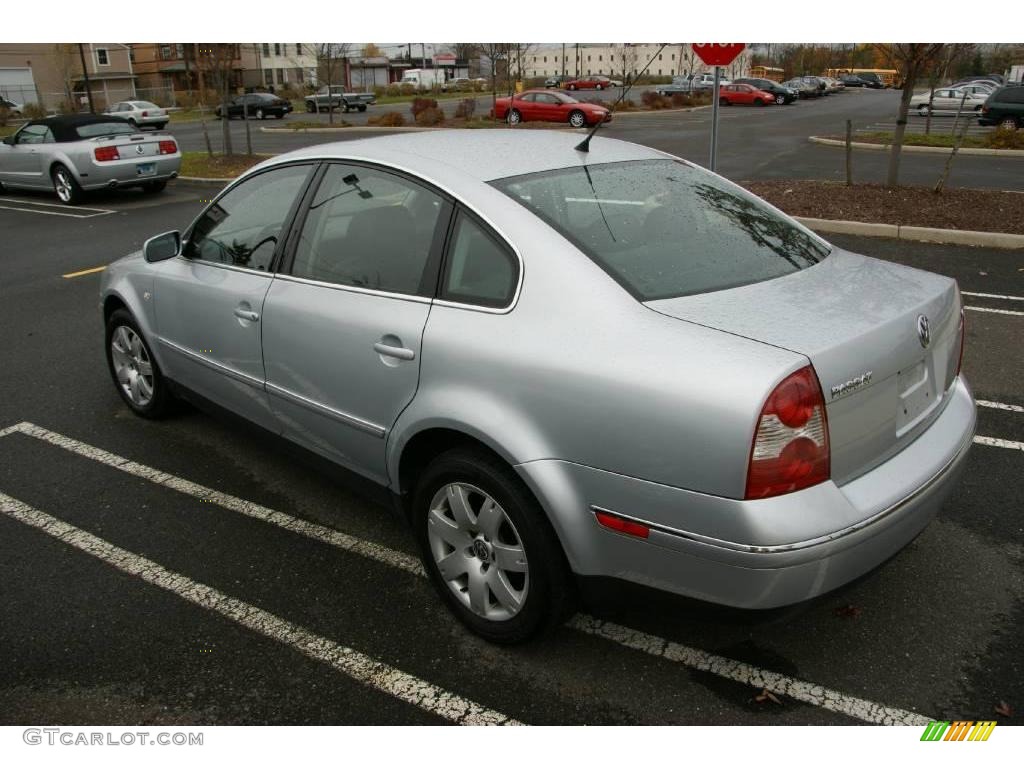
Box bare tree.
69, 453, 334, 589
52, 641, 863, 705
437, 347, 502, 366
196, 44, 240, 156
53, 44, 79, 112
873, 43, 947, 187
613, 44, 639, 86
478, 43, 512, 121
315, 43, 352, 125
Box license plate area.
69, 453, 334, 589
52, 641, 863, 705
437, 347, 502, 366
136, 162, 156, 176
896, 358, 936, 435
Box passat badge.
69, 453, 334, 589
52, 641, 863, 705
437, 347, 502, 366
831, 371, 873, 399
917, 314, 931, 348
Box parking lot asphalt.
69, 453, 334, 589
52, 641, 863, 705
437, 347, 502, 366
1, 173, 1022, 726
167, 88, 1024, 190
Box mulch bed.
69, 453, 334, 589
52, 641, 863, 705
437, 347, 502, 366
743, 180, 1024, 235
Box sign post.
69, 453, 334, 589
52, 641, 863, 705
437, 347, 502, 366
691, 44, 746, 172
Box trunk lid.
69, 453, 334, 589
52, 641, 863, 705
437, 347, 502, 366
647, 248, 962, 484
95, 133, 162, 158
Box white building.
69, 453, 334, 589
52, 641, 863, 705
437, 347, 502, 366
250, 43, 318, 90
520, 43, 752, 81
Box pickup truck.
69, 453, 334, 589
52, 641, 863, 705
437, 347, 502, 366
305, 86, 377, 113
654, 73, 732, 95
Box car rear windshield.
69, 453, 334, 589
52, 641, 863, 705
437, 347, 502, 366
491, 159, 830, 300
75, 121, 135, 138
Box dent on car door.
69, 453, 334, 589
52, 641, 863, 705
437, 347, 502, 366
261, 162, 451, 485
152, 163, 315, 431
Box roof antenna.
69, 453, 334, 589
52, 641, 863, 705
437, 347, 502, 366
576, 43, 667, 153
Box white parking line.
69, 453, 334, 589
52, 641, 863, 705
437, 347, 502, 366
965, 306, 1024, 317
976, 399, 1024, 413
974, 435, 1024, 451
0, 490, 518, 726
0, 421, 940, 725
0, 203, 114, 219
962, 291, 1024, 302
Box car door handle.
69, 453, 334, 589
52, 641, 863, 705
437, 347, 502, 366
233, 308, 260, 322
373, 342, 415, 361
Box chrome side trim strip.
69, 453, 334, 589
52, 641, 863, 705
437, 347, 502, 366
156, 336, 264, 390
272, 273, 433, 305
265, 382, 386, 439
590, 432, 972, 555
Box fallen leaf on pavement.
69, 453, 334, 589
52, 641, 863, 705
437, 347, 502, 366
754, 689, 782, 705
834, 604, 862, 618
995, 701, 1013, 717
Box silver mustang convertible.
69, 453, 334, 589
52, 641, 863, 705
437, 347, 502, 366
0, 114, 181, 204
99, 132, 975, 643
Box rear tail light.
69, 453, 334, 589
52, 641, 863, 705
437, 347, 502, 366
745, 366, 830, 499
141, 110, 149, 117
158, 140, 177, 155
94, 146, 120, 162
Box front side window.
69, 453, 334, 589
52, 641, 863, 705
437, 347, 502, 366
16, 124, 53, 144
492, 159, 830, 301
185, 164, 312, 271
291, 164, 444, 295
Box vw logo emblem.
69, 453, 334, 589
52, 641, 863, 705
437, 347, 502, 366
136, 145, 145, 155
917, 314, 931, 348
472, 540, 490, 561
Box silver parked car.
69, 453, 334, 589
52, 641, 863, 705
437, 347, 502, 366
99, 132, 975, 643
912, 87, 988, 115
104, 100, 169, 130
0, 115, 181, 204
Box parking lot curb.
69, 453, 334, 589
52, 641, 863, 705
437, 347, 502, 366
809, 135, 1024, 157
795, 216, 1024, 249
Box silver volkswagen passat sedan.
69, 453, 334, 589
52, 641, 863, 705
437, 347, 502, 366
100, 131, 975, 643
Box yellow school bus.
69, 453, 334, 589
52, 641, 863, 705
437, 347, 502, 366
749, 66, 785, 82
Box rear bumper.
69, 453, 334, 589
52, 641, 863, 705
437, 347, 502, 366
517, 377, 976, 609
80, 156, 181, 190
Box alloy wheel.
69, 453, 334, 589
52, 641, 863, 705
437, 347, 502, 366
1000, 117, 1018, 131
508, 109, 521, 125
426, 482, 529, 621
53, 169, 73, 203
775, 94, 785, 105
569, 111, 586, 128
110, 325, 155, 407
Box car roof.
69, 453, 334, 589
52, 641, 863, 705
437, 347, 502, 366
27, 114, 131, 141
265, 130, 669, 184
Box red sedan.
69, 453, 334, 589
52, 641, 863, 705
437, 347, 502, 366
718, 83, 777, 106
564, 76, 614, 91
494, 90, 612, 128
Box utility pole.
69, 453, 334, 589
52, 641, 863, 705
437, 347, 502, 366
562, 43, 565, 79
77, 43, 95, 113
421, 43, 426, 69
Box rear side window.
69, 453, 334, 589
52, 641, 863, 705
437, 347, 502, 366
291, 163, 444, 295
1000, 87, 1024, 103
491, 159, 830, 301
441, 212, 518, 308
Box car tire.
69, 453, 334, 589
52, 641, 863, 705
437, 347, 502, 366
412, 447, 575, 644
775, 94, 785, 105
754, 98, 764, 106
595, 83, 603, 90
358, 105, 367, 112
507, 108, 522, 125
917, 105, 930, 116
306, 101, 315, 113
256, 108, 264, 120
719, 97, 729, 106
128, 118, 138, 130
143, 180, 167, 194
568, 110, 586, 128
51, 164, 84, 205
568, 84, 576, 90
105, 309, 173, 419
155, 122, 168, 130
999, 117, 1019, 131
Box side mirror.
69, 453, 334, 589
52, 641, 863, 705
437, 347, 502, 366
2, 135, 14, 145
143, 230, 181, 263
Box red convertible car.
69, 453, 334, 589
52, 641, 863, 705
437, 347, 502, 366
494, 90, 612, 128
718, 83, 778, 106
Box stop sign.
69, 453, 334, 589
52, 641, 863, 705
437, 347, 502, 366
691, 44, 746, 67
